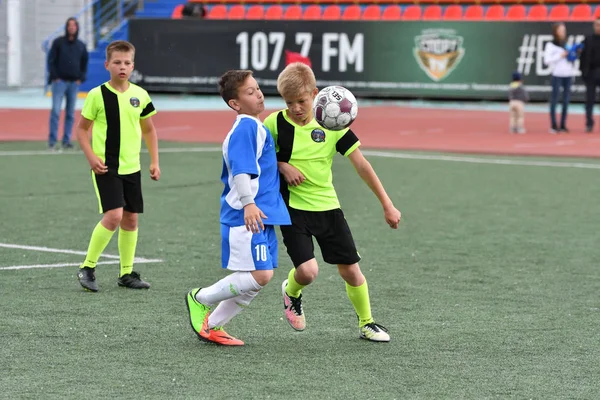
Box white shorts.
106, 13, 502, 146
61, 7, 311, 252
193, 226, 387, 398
221, 224, 279, 271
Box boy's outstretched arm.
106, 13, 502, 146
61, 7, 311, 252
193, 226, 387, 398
348, 149, 401, 229
140, 117, 160, 181
76, 117, 107, 174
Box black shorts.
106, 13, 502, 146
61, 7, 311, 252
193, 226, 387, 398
279, 207, 361, 267
91, 170, 143, 214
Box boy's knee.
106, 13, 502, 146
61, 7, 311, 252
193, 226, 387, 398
338, 263, 365, 286
120, 212, 138, 230
102, 208, 123, 230
296, 259, 319, 284
251, 270, 274, 287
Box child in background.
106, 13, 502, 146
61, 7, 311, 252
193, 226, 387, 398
508, 71, 529, 134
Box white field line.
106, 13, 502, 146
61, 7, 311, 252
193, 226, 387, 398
359, 150, 600, 170
0, 260, 119, 270
0, 147, 221, 157
1, 146, 600, 169
0, 242, 163, 271
0, 259, 162, 271
0, 242, 120, 259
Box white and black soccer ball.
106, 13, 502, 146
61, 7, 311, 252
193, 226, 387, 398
313, 86, 358, 131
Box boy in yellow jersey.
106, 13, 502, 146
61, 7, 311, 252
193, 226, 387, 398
263, 62, 401, 342
75, 40, 160, 292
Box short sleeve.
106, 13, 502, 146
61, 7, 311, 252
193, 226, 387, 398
140, 90, 157, 119
81, 88, 99, 121
263, 112, 279, 150
227, 119, 260, 178
335, 128, 360, 157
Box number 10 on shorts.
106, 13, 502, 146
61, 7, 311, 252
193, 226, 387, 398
254, 244, 268, 262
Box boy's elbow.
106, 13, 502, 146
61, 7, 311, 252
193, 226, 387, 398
142, 128, 156, 138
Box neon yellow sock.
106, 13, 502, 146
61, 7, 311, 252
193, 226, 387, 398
285, 268, 306, 298
346, 280, 374, 327
118, 228, 138, 277
81, 222, 116, 268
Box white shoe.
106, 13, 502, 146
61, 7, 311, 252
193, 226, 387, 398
359, 322, 390, 342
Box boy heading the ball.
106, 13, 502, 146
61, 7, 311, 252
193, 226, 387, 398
185, 69, 291, 346
262, 62, 401, 342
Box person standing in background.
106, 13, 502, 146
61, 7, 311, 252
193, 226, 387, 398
508, 71, 529, 134
579, 18, 600, 133
47, 17, 89, 150
543, 22, 576, 134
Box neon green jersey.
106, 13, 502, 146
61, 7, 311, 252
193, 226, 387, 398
263, 110, 361, 211
81, 82, 157, 175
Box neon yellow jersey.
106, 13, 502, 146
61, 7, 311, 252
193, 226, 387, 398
81, 82, 157, 175
263, 110, 361, 211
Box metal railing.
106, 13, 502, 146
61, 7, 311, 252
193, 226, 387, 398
41, 0, 98, 54
94, 0, 140, 47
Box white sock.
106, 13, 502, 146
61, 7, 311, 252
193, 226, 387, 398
196, 272, 262, 306
207, 291, 259, 329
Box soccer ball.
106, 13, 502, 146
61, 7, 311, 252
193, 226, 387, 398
313, 86, 358, 131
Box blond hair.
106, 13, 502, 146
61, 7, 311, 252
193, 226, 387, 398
106, 40, 135, 61
277, 62, 316, 98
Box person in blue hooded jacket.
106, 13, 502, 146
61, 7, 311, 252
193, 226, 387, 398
47, 17, 89, 150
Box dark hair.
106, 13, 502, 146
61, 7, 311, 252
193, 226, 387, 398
106, 40, 135, 61
552, 22, 565, 43
218, 70, 253, 106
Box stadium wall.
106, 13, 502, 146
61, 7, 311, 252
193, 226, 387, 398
127, 19, 591, 101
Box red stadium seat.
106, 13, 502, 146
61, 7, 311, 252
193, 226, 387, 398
526, 5, 547, 21
172, 4, 184, 19
283, 5, 302, 20
361, 5, 381, 20
464, 5, 483, 20
484, 5, 505, 21
265, 5, 283, 20
402, 5, 422, 20
571, 4, 592, 21
303, 5, 322, 20
443, 5, 462, 20
423, 5, 442, 20
207, 5, 227, 19
594, 6, 600, 19
342, 5, 362, 20
506, 5, 526, 20
548, 5, 569, 21
245, 5, 264, 20
322, 5, 341, 20
381, 5, 401, 20
227, 5, 245, 19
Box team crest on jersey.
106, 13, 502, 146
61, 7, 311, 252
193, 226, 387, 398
130, 97, 140, 108
311, 129, 326, 143
413, 29, 465, 82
